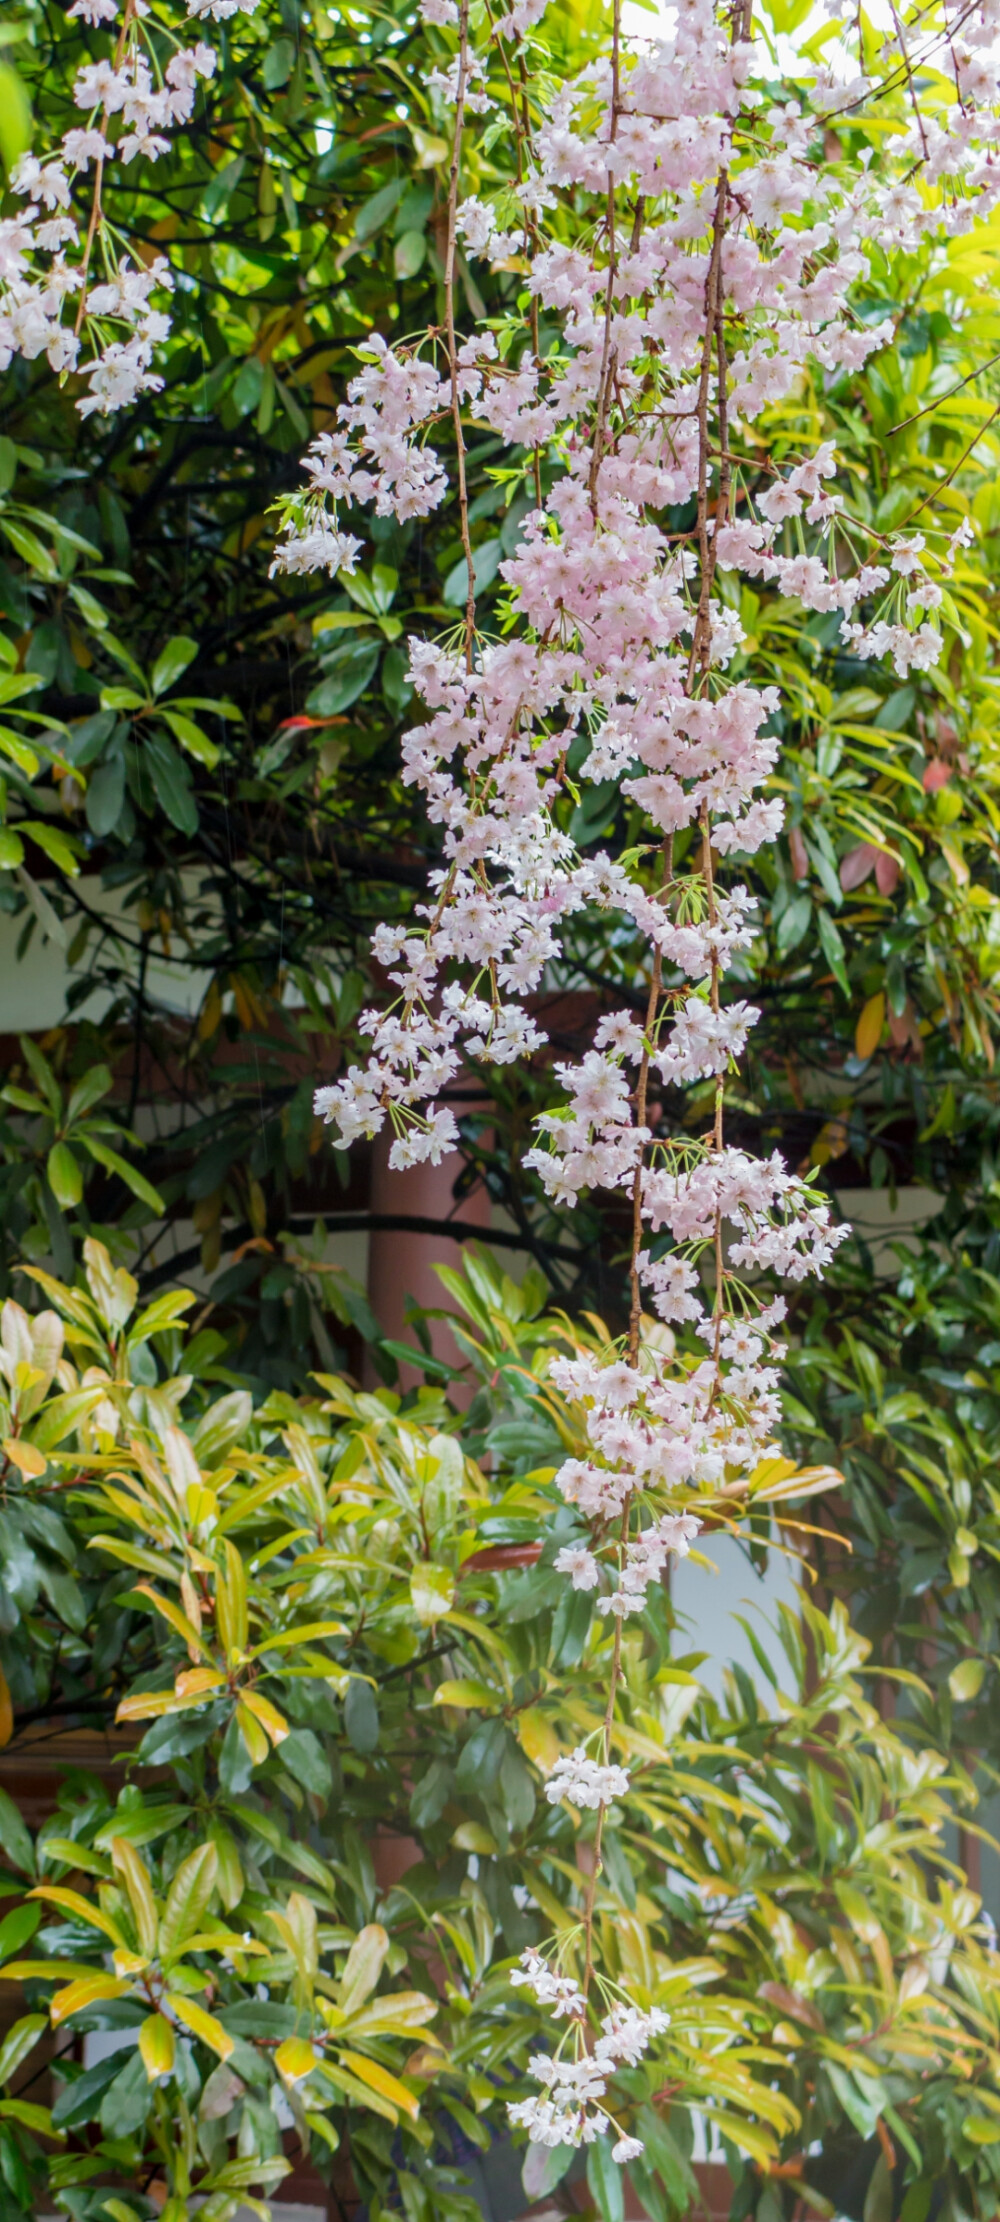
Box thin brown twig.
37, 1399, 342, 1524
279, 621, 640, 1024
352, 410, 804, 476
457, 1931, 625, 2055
887, 351, 1000, 435
900, 399, 1000, 524
587, 0, 623, 515
688, 169, 728, 687
443, 0, 477, 670
74, 0, 138, 335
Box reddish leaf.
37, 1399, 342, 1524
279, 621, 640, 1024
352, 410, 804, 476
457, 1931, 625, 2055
922, 757, 951, 792
276, 714, 348, 731
758, 1981, 824, 2031
874, 851, 901, 895
462, 1543, 542, 1573
789, 826, 809, 881
839, 842, 877, 892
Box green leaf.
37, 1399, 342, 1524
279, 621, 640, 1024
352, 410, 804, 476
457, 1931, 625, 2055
30, 1385, 107, 1452
280, 1728, 332, 1801
0, 731, 38, 778
0, 1788, 35, 1876
0, 829, 23, 871
339, 1923, 389, 2015
343, 1678, 379, 1754
409, 1759, 452, 1830
0, 64, 30, 179
432, 1680, 494, 1708
19, 1035, 62, 1118
522, 2145, 575, 2202
51, 2052, 126, 2130
158, 1843, 219, 1963
78, 1136, 164, 1215
865, 2151, 893, 2222
355, 178, 403, 241
21, 820, 82, 877
0, 2015, 45, 2088
949, 1656, 985, 1702
444, 538, 502, 607
189, 1387, 251, 1462
775, 892, 811, 958
634, 2106, 698, 2207
65, 1065, 113, 1125
92, 1803, 190, 1852
99, 685, 145, 711
825, 2061, 884, 2141
817, 905, 849, 996
306, 640, 380, 717
394, 229, 426, 280
151, 636, 198, 698
67, 581, 109, 633
219, 1711, 255, 1795
157, 709, 220, 768
587, 2135, 626, 2222
128, 1289, 198, 1346
47, 1142, 83, 1211
144, 731, 198, 835
0, 674, 42, 707
0, 517, 56, 580
0, 1903, 39, 1963
262, 37, 296, 87
173, 694, 242, 720
85, 756, 126, 840
498, 1741, 535, 1832
22, 509, 101, 560
99, 2048, 152, 2140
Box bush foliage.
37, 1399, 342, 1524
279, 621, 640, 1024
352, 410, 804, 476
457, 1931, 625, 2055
3, 0, 1000, 2215
0, 1243, 993, 2221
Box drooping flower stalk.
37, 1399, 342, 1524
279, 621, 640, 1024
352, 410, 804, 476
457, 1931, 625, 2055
265, 0, 994, 2157
8, 0, 995, 2168
0, 0, 232, 411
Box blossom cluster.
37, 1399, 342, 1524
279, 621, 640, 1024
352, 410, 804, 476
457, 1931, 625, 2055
509, 1950, 669, 2155
22, 0, 987, 2170
270, 0, 1000, 2161
0, 1, 221, 412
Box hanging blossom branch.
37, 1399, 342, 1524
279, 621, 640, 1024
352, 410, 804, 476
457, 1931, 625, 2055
0, 0, 256, 413
256, 0, 990, 2169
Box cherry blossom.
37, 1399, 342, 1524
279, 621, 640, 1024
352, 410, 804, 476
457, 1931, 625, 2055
16, 0, 993, 2170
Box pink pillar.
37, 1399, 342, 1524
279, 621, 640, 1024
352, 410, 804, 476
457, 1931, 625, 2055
366, 1132, 492, 1385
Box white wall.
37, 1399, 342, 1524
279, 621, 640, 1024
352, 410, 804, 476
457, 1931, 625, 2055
672, 1529, 802, 1700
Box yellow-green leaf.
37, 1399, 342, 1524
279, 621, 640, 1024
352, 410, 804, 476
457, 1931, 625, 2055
111, 1840, 158, 1958
345, 1992, 439, 2040
339, 2048, 419, 2120
50, 1974, 129, 2024
158, 1843, 218, 1963
409, 1563, 454, 1626
275, 2036, 319, 2082
166, 1993, 233, 2059
516, 1708, 560, 1773
432, 1679, 494, 1709
451, 1821, 496, 1854
131, 1583, 210, 1660
0, 62, 32, 180
949, 1657, 985, 1703
854, 992, 885, 1062
28, 1885, 125, 1947
139, 2012, 176, 2080
239, 1689, 289, 1746
339, 1924, 389, 2015
46, 1143, 83, 1211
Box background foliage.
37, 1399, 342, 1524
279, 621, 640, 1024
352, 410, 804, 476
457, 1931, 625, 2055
2, 0, 1000, 2214
0, 1243, 996, 2222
